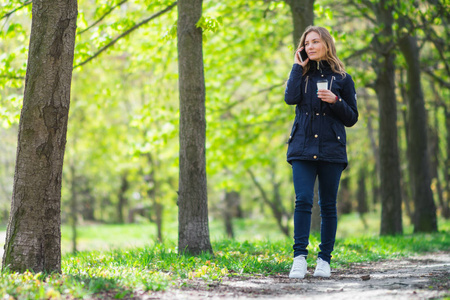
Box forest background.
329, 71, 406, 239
0, 0, 449, 255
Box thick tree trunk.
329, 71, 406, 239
398, 32, 438, 232
177, 0, 212, 255
286, 0, 315, 45
372, 0, 403, 235
2, 0, 77, 272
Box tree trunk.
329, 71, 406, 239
118, 172, 129, 224
286, 0, 315, 45
337, 176, 352, 215
2, 0, 77, 273
429, 107, 449, 218
357, 165, 368, 229
222, 190, 240, 239
311, 181, 321, 232
399, 72, 413, 223
145, 154, 163, 243
177, 0, 212, 255
372, 0, 403, 235
430, 83, 450, 219
398, 31, 438, 233
362, 88, 380, 206
445, 104, 450, 218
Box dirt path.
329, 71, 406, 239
140, 252, 449, 300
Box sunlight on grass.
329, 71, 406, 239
1, 231, 449, 299
1, 212, 447, 298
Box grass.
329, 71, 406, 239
0, 214, 449, 299
59, 210, 450, 253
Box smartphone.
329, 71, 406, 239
298, 49, 308, 62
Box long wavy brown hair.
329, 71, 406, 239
297, 26, 346, 77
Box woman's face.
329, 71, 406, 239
304, 31, 326, 62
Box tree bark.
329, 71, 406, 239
177, 0, 212, 255
286, 0, 315, 46
398, 31, 438, 232
372, 0, 403, 235
2, 0, 77, 272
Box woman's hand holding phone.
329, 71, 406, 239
295, 47, 309, 67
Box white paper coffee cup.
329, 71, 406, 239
317, 79, 328, 90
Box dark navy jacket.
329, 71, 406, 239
284, 61, 358, 167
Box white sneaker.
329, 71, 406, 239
289, 255, 307, 279
313, 257, 331, 277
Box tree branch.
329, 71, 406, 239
343, 45, 372, 62
420, 15, 450, 77
77, 0, 128, 35
423, 68, 450, 90
216, 82, 285, 113
247, 168, 290, 237
0, 0, 32, 20
73, 1, 177, 69
0, 74, 25, 80
347, 0, 377, 24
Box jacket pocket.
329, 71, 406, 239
287, 123, 298, 144
331, 123, 346, 145
287, 119, 306, 158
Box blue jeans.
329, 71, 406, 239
291, 160, 345, 263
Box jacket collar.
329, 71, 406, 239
309, 60, 332, 74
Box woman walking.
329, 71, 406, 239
284, 26, 358, 279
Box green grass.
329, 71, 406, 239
60, 211, 450, 253
2, 231, 450, 299
1, 214, 449, 299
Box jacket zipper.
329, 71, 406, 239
305, 76, 309, 94
330, 76, 335, 89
